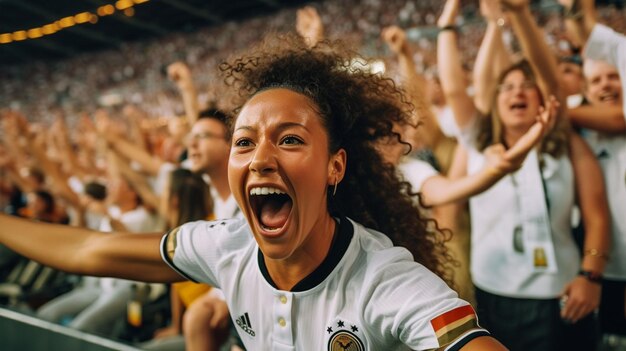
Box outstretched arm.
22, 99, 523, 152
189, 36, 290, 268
114, 151, 163, 216
567, 105, 626, 133
0, 214, 182, 282
123, 105, 150, 153
96, 110, 165, 177
559, 0, 626, 130
167, 62, 199, 125
460, 336, 508, 350
473, 0, 512, 115
421, 96, 557, 206
437, 0, 478, 130
559, 0, 597, 45
501, 0, 560, 99
382, 25, 445, 149
26, 123, 82, 208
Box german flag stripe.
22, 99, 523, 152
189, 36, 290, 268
431, 305, 476, 332
165, 227, 180, 261
160, 227, 199, 283
430, 305, 481, 346
435, 318, 480, 346
434, 314, 476, 339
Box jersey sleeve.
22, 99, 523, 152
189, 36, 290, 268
363, 249, 489, 350
160, 218, 251, 287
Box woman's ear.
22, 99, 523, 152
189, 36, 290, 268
327, 148, 347, 185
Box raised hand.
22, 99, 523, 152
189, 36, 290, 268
505, 95, 559, 165
557, 0, 576, 12
381, 26, 408, 55
166, 61, 193, 88
480, 0, 505, 22
483, 95, 558, 175
296, 6, 324, 47
437, 0, 461, 28
483, 143, 516, 174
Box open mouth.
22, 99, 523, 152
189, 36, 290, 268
188, 151, 200, 160
599, 92, 619, 103
509, 102, 528, 112
249, 186, 293, 233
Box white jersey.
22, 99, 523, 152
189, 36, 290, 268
161, 217, 489, 350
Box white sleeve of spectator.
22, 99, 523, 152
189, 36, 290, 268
456, 117, 480, 150
398, 159, 439, 192
584, 24, 626, 117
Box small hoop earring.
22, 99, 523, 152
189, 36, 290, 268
333, 177, 338, 196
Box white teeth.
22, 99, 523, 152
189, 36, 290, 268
261, 224, 282, 232
600, 94, 617, 101
249, 187, 286, 196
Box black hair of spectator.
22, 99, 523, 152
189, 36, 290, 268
28, 168, 46, 186
558, 54, 583, 66
198, 107, 232, 140
84, 181, 107, 201
35, 190, 55, 215
169, 168, 213, 227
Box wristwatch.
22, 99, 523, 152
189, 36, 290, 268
578, 270, 603, 284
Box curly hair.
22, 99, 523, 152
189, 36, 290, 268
476, 60, 569, 157
219, 33, 453, 283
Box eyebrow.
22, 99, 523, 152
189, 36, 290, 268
234, 121, 309, 133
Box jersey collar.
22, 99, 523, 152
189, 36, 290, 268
257, 216, 353, 292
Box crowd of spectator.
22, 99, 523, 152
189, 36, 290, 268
0, 0, 625, 350
1, 0, 624, 129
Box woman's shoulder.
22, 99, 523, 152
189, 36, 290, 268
168, 217, 253, 256
176, 217, 250, 240
161, 217, 253, 284
350, 219, 430, 273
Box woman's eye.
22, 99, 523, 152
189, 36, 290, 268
281, 135, 303, 145
235, 138, 253, 147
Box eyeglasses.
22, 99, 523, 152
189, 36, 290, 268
186, 131, 225, 143
497, 81, 537, 93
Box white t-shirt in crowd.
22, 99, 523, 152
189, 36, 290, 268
459, 126, 580, 298
432, 105, 461, 139
397, 158, 439, 192
584, 24, 626, 280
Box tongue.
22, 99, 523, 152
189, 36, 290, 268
260, 197, 292, 229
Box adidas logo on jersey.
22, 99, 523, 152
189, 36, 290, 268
236, 312, 255, 337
